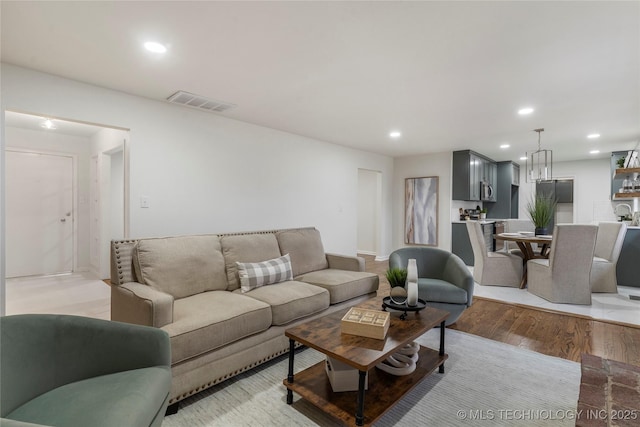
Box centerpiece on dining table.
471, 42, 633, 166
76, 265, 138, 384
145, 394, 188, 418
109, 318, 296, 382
526, 193, 557, 235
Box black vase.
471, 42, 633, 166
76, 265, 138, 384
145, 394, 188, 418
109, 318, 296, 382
535, 227, 548, 236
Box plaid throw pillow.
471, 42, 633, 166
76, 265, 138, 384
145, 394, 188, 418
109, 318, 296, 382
237, 254, 294, 293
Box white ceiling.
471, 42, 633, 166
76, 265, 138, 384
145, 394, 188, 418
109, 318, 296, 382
4, 111, 109, 138
1, 1, 639, 162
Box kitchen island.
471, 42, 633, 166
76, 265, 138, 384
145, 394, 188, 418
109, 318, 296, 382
617, 226, 640, 288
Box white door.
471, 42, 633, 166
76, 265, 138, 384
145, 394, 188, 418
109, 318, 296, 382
6, 150, 74, 277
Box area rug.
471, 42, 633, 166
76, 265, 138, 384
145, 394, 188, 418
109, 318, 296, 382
163, 329, 580, 426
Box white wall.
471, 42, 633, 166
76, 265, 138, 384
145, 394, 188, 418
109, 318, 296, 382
392, 151, 453, 251
357, 169, 379, 254
5, 126, 92, 270
518, 158, 617, 224
1, 64, 394, 261
90, 127, 128, 278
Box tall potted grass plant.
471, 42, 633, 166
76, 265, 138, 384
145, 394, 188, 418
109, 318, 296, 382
526, 194, 557, 235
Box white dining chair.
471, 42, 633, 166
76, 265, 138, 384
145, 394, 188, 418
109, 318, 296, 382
591, 222, 627, 293
466, 221, 523, 287
527, 224, 598, 305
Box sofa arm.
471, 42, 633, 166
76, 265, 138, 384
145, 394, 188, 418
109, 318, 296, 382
443, 255, 475, 306
326, 253, 365, 272
111, 282, 174, 328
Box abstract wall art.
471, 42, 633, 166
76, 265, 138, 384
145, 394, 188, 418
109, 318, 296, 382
405, 176, 438, 245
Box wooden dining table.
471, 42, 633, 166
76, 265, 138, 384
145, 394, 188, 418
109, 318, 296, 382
494, 233, 553, 288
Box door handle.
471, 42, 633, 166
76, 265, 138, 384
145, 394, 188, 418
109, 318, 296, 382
60, 218, 66, 223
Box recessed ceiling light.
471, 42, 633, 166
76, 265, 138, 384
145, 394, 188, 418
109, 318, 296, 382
41, 119, 56, 129
389, 131, 401, 139
144, 41, 167, 53
518, 107, 534, 115
519, 156, 527, 161
587, 133, 600, 139
590, 150, 600, 154
500, 144, 510, 149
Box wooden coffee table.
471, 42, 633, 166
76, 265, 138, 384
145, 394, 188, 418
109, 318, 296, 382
283, 297, 449, 426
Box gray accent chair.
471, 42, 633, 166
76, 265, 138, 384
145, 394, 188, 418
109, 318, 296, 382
591, 222, 627, 293
467, 221, 523, 287
1, 314, 171, 427
527, 224, 598, 305
389, 247, 474, 325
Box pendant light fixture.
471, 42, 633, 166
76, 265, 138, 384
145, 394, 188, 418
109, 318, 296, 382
526, 128, 552, 182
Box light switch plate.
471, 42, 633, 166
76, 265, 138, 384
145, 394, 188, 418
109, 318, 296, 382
140, 196, 150, 208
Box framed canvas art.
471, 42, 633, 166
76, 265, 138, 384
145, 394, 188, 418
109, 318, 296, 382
405, 176, 438, 245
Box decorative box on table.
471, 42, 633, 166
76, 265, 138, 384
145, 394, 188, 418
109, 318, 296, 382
340, 307, 390, 340
325, 357, 369, 392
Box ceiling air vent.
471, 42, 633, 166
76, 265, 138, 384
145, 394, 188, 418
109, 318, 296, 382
166, 91, 237, 113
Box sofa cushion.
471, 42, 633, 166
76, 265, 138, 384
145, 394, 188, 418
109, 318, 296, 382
221, 233, 282, 291
417, 278, 468, 305
133, 235, 227, 299
5, 367, 171, 427
163, 291, 272, 363
237, 254, 293, 293
295, 269, 379, 304
276, 228, 329, 277
234, 281, 330, 325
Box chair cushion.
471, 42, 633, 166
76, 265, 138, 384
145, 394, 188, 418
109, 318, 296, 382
417, 278, 468, 305
221, 233, 282, 291
276, 228, 329, 276
295, 269, 379, 304
133, 235, 227, 299
234, 281, 329, 325
237, 254, 293, 293
163, 291, 272, 363
5, 367, 171, 427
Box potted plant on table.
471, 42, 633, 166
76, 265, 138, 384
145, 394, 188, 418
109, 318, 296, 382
385, 267, 408, 304
479, 208, 487, 220
526, 194, 557, 235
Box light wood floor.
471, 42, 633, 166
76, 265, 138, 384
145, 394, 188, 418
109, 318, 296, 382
361, 254, 640, 366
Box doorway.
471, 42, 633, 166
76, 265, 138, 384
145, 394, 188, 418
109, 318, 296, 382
6, 150, 75, 277
357, 169, 382, 258
4, 110, 129, 321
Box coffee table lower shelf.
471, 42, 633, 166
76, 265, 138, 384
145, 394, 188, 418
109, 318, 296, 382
283, 345, 447, 426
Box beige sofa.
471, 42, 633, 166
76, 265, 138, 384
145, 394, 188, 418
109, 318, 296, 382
110, 227, 379, 410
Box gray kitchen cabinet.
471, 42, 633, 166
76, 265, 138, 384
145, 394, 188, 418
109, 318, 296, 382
617, 227, 640, 288
511, 163, 520, 186
453, 150, 497, 202
451, 221, 495, 266
555, 180, 573, 203
536, 180, 573, 203
486, 161, 520, 219
482, 160, 497, 202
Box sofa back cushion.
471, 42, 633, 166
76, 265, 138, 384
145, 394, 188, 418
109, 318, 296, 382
133, 235, 227, 299
276, 228, 328, 277
221, 233, 282, 291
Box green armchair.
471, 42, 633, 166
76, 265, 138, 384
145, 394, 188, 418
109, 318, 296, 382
389, 247, 474, 325
1, 314, 171, 427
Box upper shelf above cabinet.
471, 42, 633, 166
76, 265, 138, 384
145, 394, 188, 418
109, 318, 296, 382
614, 168, 640, 179
612, 167, 640, 200
611, 151, 640, 200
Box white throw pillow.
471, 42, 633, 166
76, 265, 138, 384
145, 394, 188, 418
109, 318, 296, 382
236, 254, 293, 293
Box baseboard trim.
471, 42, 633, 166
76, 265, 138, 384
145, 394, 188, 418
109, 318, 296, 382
357, 250, 377, 256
